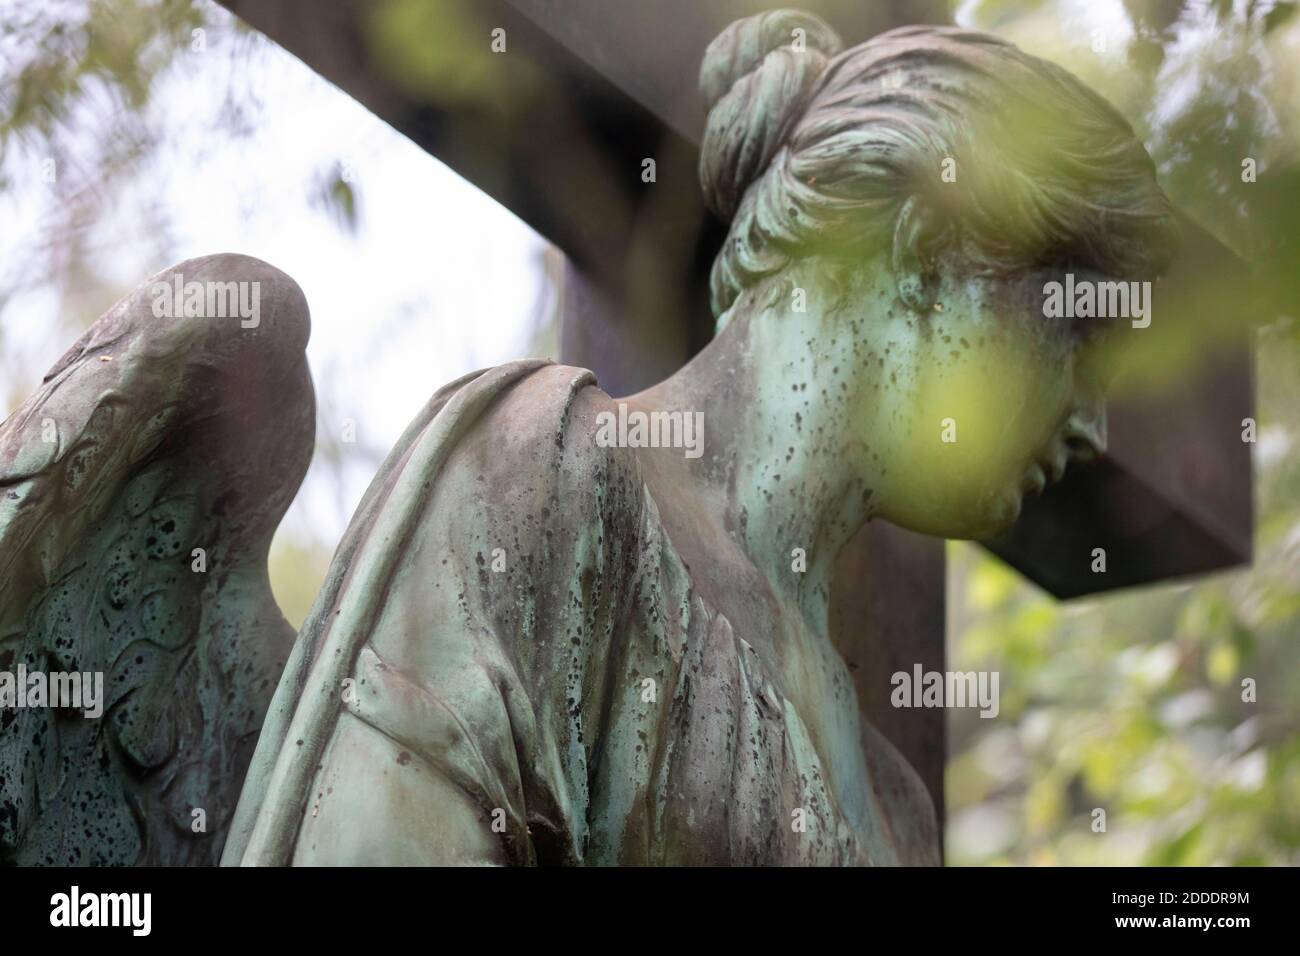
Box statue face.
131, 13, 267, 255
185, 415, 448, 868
856, 259, 1107, 540
698, 16, 1173, 547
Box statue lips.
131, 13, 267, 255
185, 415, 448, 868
1022, 463, 1048, 499
1021, 443, 1070, 500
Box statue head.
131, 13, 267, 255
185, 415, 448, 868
699, 10, 1179, 538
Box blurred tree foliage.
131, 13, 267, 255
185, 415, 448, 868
2, 0, 1296, 863
948, 0, 1300, 865
0, 0, 356, 401
2, 0, 251, 383
948, 328, 1300, 864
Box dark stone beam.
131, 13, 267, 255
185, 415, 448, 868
215, 0, 1252, 602
502, 0, 950, 140
830, 521, 946, 834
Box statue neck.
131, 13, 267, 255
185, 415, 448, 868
622, 280, 883, 628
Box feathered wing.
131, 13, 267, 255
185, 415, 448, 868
0, 254, 314, 865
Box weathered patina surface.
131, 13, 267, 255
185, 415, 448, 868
6, 10, 1181, 866
224, 360, 938, 864
226, 13, 1175, 865
0, 255, 313, 865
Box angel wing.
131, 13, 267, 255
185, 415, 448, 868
0, 254, 314, 865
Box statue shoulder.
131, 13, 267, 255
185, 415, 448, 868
225, 361, 648, 865
443, 361, 647, 526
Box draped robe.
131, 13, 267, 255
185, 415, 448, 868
224, 360, 939, 866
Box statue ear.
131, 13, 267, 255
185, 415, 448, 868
891, 195, 941, 313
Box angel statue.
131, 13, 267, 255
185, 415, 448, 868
0, 10, 1176, 866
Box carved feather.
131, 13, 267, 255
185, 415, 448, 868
0, 254, 314, 865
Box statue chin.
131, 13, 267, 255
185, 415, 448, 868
983, 492, 1027, 538
895, 484, 1026, 541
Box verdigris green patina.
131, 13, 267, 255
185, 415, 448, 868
2, 10, 1178, 866
0, 256, 312, 864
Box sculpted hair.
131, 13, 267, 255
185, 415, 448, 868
699, 9, 1179, 323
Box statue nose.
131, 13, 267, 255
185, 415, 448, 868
1063, 405, 1107, 463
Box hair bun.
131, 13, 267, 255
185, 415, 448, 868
699, 9, 842, 220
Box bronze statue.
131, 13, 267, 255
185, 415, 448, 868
1, 11, 1176, 866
